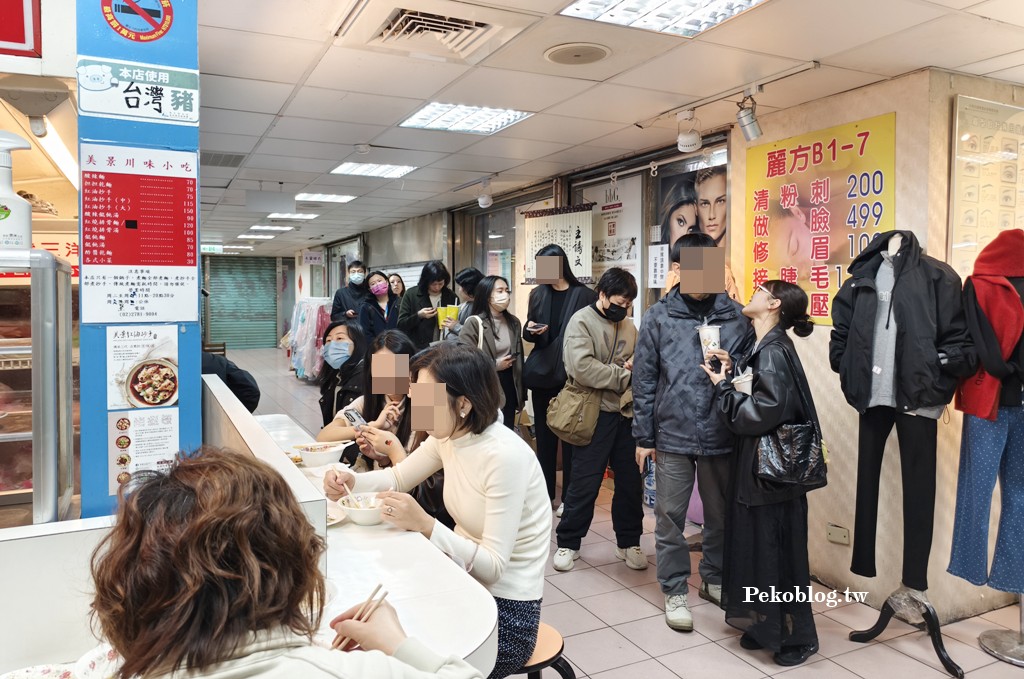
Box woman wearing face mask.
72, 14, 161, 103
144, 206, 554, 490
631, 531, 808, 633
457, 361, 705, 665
317, 320, 367, 442
702, 280, 823, 667
359, 270, 400, 344
324, 343, 550, 679
553, 268, 646, 573
398, 260, 458, 351
458, 275, 524, 431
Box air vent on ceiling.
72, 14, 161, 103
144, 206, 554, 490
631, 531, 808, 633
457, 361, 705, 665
200, 151, 247, 168
334, 0, 537, 65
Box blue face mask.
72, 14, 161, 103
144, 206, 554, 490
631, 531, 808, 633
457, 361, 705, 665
322, 341, 352, 369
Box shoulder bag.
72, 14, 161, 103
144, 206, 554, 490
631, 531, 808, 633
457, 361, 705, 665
754, 348, 828, 489
546, 324, 619, 447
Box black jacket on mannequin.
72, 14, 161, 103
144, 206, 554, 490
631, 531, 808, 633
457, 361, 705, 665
829, 230, 974, 413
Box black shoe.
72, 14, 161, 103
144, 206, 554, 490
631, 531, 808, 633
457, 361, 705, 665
773, 643, 819, 666
739, 632, 763, 650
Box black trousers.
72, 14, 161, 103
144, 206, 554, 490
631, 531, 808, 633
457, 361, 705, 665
557, 411, 643, 550
852, 406, 937, 590
498, 369, 517, 431
532, 387, 574, 504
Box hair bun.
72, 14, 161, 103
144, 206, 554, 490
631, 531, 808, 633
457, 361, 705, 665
792, 314, 815, 338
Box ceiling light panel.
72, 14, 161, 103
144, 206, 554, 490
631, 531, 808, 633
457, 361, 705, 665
237, 234, 276, 240
560, 0, 767, 37
331, 162, 418, 178
266, 213, 319, 219
250, 225, 295, 231
295, 193, 357, 203
223, 245, 254, 250
401, 102, 533, 135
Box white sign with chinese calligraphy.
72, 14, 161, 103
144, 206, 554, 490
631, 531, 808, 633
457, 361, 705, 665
107, 408, 180, 495
648, 244, 669, 288
77, 56, 200, 125
106, 325, 179, 410
523, 208, 594, 284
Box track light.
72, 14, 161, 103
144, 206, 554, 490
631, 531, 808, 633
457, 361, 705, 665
477, 178, 493, 209
676, 110, 702, 153
737, 95, 762, 142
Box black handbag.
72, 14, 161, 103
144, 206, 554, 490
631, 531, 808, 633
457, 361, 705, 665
755, 350, 828, 489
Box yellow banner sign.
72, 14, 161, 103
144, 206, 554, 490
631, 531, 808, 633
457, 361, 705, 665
744, 113, 896, 322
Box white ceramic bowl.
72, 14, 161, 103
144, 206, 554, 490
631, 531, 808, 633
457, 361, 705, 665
338, 494, 383, 526
295, 443, 348, 467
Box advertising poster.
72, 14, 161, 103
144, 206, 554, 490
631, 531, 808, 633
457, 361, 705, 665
106, 325, 179, 410
581, 175, 642, 283
949, 96, 1024, 279
523, 205, 595, 284
744, 113, 896, 322
107, 408, 179, 495
79, 143, 199, 323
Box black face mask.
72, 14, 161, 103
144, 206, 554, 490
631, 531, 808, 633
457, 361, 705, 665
603, 301, 628, 323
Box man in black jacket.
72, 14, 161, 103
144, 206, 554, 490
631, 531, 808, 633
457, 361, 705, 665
201, 352, 260, 413
330, 260, 372, 322
633, 233, 755, 632
830, 230, 973, 592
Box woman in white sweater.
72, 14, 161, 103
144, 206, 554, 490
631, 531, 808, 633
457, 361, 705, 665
325, 343, 551, 679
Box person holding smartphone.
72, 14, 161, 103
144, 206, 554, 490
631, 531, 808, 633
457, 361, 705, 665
458, 275, 524, 431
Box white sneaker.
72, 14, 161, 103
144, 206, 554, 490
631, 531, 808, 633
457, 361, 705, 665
699, 581, 722, 606
553, 547, 579, 572
615, 546, 649, 570
665, 594, 693, 632
555, 503, 564, 517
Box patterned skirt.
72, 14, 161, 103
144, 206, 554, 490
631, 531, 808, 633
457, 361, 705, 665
488, 596, 542, 679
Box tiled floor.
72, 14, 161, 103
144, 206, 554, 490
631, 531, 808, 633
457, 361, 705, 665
231, 347, 1024, 679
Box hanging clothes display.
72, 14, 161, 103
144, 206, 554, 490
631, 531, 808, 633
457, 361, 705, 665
289, 297, 332, 380
950, 229, 1024, 593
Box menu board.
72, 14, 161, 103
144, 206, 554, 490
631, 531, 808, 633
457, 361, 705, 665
744, 113, 896, 323
949, 96, 1024, 279
80, 143, 199, 323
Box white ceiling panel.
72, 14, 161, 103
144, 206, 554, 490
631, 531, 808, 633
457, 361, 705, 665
244, 154, 338, 173
482, 15, 684, 81
987, 64, 1024, 82
199, 75, 294, 115
338, 147, 449, 167
306, 47, 471, 98
370, 127, 481, 153
825, 14, 1024, 76
920, 0, 984, 7
589, 124, 678, 151
747, 65, 885, 110
957, 49, 1024, 75
255, 138, 352, 161
366, 188, 442, 201
200, 107, 276, 136
284, 88, 423, 126
429, 154, 526, 173
546, 83, 692, 124
541, 145, 627, 167
231, 172, 317, 187
459, 136, 571, 160
496, 114, 624, 145
200, 132, 261, 153
464, 0, 571, 13
506, 159, 581, 178
376, 178, 459, 193
433, 67, 591, 111
199, 0, 340, 41
267, 117, 387, 144
198, 27, 323, 83
405, 167, 484, 184
699, 0, 947, 63
304, 174, 392, 190
611, 42, 802, 97
968, 0, 1024, 27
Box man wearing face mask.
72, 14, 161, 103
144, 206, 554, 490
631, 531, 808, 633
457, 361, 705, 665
331, 260, 372, 322
632, 233, 755, 632
553, 268, 646, 573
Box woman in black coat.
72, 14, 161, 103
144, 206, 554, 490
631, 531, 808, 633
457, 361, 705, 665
318, 319, 367, 428
703, 280, 824, 667
397, 260, 458, 351
523, 244, 597, 510
359, 270, 400, 344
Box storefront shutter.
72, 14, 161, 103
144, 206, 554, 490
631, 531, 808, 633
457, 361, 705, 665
207, 256, 278, 350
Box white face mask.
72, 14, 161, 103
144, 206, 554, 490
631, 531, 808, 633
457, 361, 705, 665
491, 292, 510, 310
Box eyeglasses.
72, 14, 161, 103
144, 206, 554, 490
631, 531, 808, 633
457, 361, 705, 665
756, 284, 777, 300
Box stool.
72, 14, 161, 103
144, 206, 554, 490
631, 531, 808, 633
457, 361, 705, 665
517, 622, 575, 679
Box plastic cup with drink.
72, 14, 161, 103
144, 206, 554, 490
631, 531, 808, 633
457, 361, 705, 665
698, 324, 722, 371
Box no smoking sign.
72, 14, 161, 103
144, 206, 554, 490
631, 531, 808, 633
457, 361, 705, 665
101, 0, 173, 42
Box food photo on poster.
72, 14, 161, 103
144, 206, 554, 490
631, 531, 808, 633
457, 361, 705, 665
744, 113, 896, 321
106, 325, 179, 410
106, 408, 179, 495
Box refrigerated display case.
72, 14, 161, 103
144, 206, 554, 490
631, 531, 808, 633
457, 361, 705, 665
0, 250, 77, 525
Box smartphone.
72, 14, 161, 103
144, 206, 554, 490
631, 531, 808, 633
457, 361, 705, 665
342, 409, 368, 428
531, 324, 548, 332
707, 356, 722, 372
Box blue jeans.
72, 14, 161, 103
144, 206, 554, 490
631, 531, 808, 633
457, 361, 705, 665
948, 407, 1024, 592
654, 452, 730, 594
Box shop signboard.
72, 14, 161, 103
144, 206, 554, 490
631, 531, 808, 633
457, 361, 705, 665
744, 113, 896, 323
77, 56, 200, 126
0, 232, 79, 283
0, 0, 41, 57
948, 96, 1024, 280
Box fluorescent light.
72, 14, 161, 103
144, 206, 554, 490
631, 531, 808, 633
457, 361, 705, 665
488, 233, 503, 239
267, 213, 318, 220
330, 162, 417, 178
250, 224, 294, 231
401, 103, 533, 135
560, 0, 767, 38
237, 234, 275, 240
37, 118, 79, 190
296, 193, 356, 203
223, 245, 254, 250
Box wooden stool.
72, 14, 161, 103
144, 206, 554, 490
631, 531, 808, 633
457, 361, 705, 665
517, 622, 575, 679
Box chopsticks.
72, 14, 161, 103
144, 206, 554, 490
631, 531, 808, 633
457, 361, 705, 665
332, 584, 388, 651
